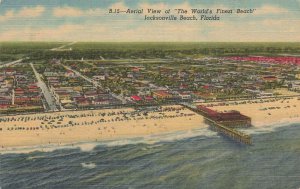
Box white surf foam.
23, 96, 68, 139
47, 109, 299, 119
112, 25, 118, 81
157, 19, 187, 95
3, 120, 298, 155
81, 162, 96, 169
0, 125, 217, 154
240, 121, 300, 135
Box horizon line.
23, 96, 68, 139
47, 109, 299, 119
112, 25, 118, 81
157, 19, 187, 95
1, 41, 300, 43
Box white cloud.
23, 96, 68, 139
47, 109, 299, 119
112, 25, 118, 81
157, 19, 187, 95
0, 2, 298, 42
53, 7, 84, 17
0, 6, 45, 22
256, 5, 288, 15
1, 14, 300, 42
0, 10, 14, 22
18, 5, 45, 17
52, 2, 128, 17
109, 1, 128, 10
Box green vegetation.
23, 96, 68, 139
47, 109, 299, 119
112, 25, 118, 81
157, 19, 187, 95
1, 42, 300, 62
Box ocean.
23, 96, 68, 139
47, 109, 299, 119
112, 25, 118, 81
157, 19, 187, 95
1, 123, 300, 189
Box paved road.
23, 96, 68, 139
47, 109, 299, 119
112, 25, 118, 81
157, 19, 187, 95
0, 59, 23, 68
61, 64, 127, 104
12, 89, 15, 105
30, 63, 58, 111
50, 41, 77, 51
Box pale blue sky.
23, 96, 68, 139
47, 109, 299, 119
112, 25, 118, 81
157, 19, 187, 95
0, 0, 299, 41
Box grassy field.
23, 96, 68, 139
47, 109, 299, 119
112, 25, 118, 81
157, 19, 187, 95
0, 42, 66, 61
1, 42, 300, 61
2, 42, 300, 51
68, 42, 300, 50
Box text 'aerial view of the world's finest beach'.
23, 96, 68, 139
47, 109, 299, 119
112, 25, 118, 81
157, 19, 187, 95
0, 0, 300, 189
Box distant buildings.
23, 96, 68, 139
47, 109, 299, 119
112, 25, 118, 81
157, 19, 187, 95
0, 65, 44, 113
153, 90, 172, 99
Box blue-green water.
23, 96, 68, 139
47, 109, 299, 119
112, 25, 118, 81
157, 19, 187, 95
1, 124, 300, 189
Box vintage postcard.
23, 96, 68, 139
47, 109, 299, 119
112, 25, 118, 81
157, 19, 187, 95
0, 0, 300, 188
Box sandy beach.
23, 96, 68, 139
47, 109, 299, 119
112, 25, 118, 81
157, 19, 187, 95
0, 105, 206, 148
1, 97, 300, 149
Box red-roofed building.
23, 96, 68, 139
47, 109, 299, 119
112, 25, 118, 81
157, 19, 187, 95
262, 76, 277, 82
28, 85, 40, 93
153, 91, 172, 99
144, 96, 154, 101
131, 95, 142, 101
197, 105, 251, 128
132, 67, 140, 72
4, 68, 16, 76
14, 88, 25, 95
65, 70, 76, 78
178, 92, 191, 100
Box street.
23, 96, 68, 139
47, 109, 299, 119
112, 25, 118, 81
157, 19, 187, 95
0, 58, 23, 68
30, 63, 59, 111
61, 64, 127, 104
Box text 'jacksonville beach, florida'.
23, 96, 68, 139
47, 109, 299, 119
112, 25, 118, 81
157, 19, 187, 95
109, 8, 256, 21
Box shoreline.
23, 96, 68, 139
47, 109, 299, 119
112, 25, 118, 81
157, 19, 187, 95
1, 98, 300, 151
0, 127, 217, 155
0, 105, 206, 149
1, 121, 299, 155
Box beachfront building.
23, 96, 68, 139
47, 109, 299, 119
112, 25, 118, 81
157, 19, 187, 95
178, 92, 192, 100
289, 81, 300, 92
197, 105, 251, 128
153, 90, 173, 99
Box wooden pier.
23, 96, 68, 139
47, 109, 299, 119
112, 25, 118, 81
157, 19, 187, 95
182, 104, 252, 145
205, 117, 252, 145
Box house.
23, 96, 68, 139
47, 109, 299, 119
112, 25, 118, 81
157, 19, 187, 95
93, 75, 106, 81
289, 81, 300, 91
0, 97, 11, 105
131, 67, 140, 72
84, 90, 98, 100
192, 91, 215, 100
28, 85, 40, 93
131, 95, 142, 101
44, 71, 59, 77
14, 88, 25, 95
80, 68, 91, 73
144, 96, 154, 101
178, 92, 191, 100
259, 92, 273, 98
4, 68, 16, 76
93, 99, 110, 105
262, 76, 277, 82
65, 70, 76, 78
75, 97, 90, 107
14, 96, 31, 105
53, 89, 72, 102
153, 90, 172, 99
179, 83, 189, 90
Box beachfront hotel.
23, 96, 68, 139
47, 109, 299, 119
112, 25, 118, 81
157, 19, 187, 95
197, 105, 251, 128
